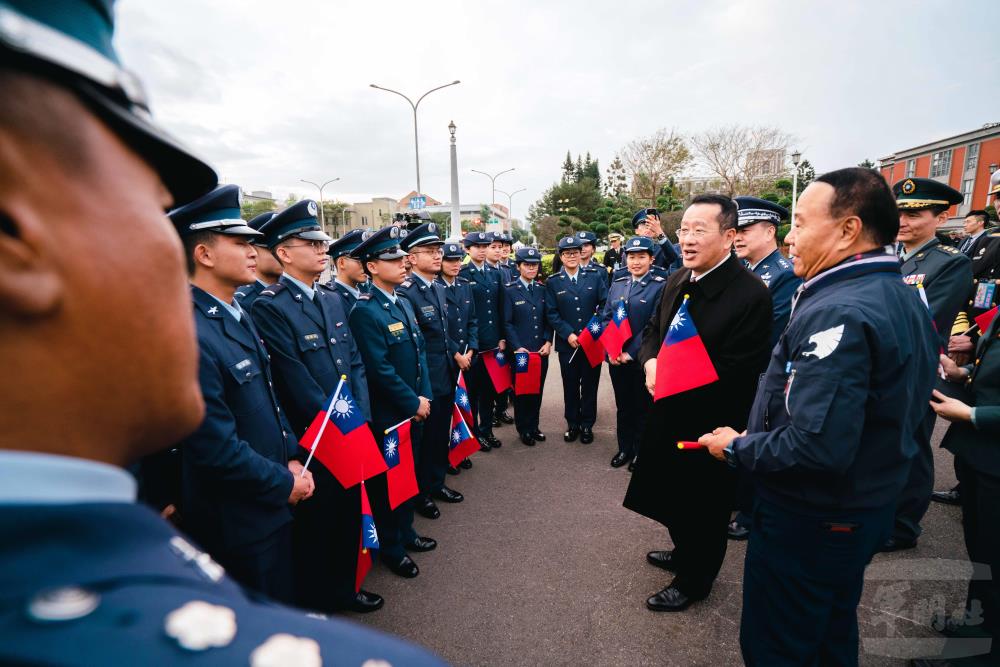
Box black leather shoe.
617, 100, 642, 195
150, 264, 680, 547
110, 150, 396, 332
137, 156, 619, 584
879, 537, 918, 553
646, 586, 698, 612
406, 536, 437, 552
531, 430, 546, 442
931, 489, 961, 506
628, 458, 636, 472
446, 465, 461, 475
415, 495, 440, 519
491, 415, 502, 428
346, 590, 384, 613
479, 437, 493, 452
519, 432, 536, 446
646, 550, 677, 572
727, 520, 750, 541
384, 554, 419, 578
495, 410, 514, 424
611, 452, 629, 468
483, 434, 502, 449
580, 428, 594, 444
433, 486, 464, 503
460, 458, 473, 469
564, 427, 580, 442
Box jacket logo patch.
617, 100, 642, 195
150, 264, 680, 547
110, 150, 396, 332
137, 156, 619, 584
802, 324, 845, 360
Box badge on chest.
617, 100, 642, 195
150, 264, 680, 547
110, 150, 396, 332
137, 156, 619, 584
902, 274, 926, 286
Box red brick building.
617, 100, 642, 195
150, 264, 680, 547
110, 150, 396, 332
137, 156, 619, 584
879, 123, 1000, 221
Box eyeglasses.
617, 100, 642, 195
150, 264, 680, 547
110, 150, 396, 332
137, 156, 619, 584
410, 248, 444, 257
284, 240, 330, 251
677, 227, 722, 239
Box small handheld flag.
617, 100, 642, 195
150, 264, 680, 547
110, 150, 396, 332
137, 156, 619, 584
576, 316, 606, 368
975, 305, 998, 333
482, 348, 513, 393
455, 370, 474, 428
601, 299, 633, 359
654, 295, 718, 401
448, 405, 480, 466
383, 420, 419, 510
356, 481, 378, 592
513, 351, 543, 395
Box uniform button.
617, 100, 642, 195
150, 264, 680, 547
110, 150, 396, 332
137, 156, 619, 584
282, 430, 287, 437
336, 359, 343, 364
276, 407, 280, 413
459, 328, 463, 332
330, 338, 336, 344
245, 372, 252, 378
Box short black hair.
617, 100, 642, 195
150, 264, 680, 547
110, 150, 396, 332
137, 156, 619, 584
689, 194, 738, 230
967, 209, 990, 226
181, 230, 217, 277
815, 167, 898, 246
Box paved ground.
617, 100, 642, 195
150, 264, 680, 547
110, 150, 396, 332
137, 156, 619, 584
354, 364, 971, 666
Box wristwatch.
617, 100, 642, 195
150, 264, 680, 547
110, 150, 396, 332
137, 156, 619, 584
723, 442, 737, 468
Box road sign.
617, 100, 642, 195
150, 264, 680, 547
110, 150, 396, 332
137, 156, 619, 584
409, 196, 427, 210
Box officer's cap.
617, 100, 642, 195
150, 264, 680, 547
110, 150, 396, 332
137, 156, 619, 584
400, 222, 443, 251
258, 199, 332, 248
442, 242, 466, 260
0, 1, 217, 206
514, 247, 541, 264
497, 231, 514, 245
631, 208, 658, 229
734, 196, 788, 228
168, 185, 260, 238
989, 170, 1000, 197
609, 232, 624, 242
893, 178, 963, 210
328, 228, 368, 260
558, 235, 584, 252
350, 225, 408, 262
576, 230, 597, 246
246, 211, 275, 246
622, 236, 655, 254
463, 231, 492, 247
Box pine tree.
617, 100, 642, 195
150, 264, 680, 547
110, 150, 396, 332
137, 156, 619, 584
561, 151, 575, 182
574, 155, 585, 182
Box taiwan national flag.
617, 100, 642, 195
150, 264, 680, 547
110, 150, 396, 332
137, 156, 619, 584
482, 349, 513, 393
513, 351, 542, 395
601, 299, 633, 360
448, 405, 480, 466
300, 382, 387, 489
976, 305, 998, 333
454, 371, 474, 427
576, 316, 606, 368
383, 420, 419, 510
355, 481, 379, 592
654, 295, 718, 401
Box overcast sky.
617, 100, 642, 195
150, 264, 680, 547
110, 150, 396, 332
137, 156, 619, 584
117, 0, 997, 221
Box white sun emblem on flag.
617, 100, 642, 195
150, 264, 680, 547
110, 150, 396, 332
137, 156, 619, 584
589, 321, 602, 335
616, 305, 627, 321
517, 355, 528, 368
669, 311, 686, 331
451, 428, 462, 443
383, 437, 398, 458
457, 393, 469, 407
496, 352, 505, 363
330, 396, 354, 420
367, 524, 379, 546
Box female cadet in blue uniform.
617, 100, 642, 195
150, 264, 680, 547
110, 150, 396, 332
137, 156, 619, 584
600, 237, 666, 470
545, 235, 608, 444
349, 227, 437, 580
251, 203, 384, 614
398, 223, 466, 520
170, 185, 312, 604
0, 3, 442, 663
460, 231, 506, 450
438, 242, 479, 473
502, 247, 553, 446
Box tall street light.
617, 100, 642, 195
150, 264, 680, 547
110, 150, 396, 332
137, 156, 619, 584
471, 167, 515, 228
495, 187, 526, 231
300, 177, 340, 231
370, 80, 461, 197
790, 150, 802, 222
448, 121, 462, 240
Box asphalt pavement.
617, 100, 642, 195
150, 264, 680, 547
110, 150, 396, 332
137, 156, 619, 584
355, 363, 970, 666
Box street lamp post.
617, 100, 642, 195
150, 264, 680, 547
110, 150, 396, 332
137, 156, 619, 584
448, 121, 462, 240
370, 80, 461, 197
790, 150, 802, 222
471, 167, 515, 230
300, 177, 340, 232
495, 187, 526, 232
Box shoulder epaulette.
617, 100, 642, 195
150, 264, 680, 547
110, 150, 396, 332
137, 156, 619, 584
614, 276, 629, 282
506, 280, 519, 287
455, 276, 471, 284
258, 283, 286, 298
400, 280, 412, 288
654, 276, 666, 282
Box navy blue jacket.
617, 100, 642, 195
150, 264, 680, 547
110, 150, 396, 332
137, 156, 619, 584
251, 276, 370, 435
181, 287, 295, 553
399, 274, 458, 398
233, 280, 268, 312
349, 287, 432, 434
437, 276, 479, 353
323, 279, 369, 311
495, 261, 516, 284
0, 502, 445, 665
459, 262, 504, 349
600, 271, 667, 359
545, 268, 608, 353
732, 251, 939, 512
748, 248, 801, 348
502, 279, 552, 351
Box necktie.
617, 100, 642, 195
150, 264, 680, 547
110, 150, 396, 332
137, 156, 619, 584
961, 237, 973, 254
571, 276, 577, 285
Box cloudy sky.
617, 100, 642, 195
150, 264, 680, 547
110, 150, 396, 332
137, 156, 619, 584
118, 0, 997, 221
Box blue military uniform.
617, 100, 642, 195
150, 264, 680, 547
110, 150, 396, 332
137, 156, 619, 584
398, 224, 465, 513
250, 202, 379, 613
322, 228, 370, 310
234, 211, 277, 312
747, 249, 799, 346
502, 247, 553, 442
600, 237, 667, 467
728, 248, 938, 665
545, 235, 608, 442
349, 226, 435, 574
459, 231, 505, 448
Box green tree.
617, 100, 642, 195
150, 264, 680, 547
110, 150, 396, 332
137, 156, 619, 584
858, 158, 876, 170
774, 178, 793, 196
321, 201, 350, 237
531, 214, 565, 248
561, 151, 575, 182
796, 159, 816, 189
284, 193, 299, 207
240, 198, 276, 221
604, 155, 629, 199
429, 212, 451, 229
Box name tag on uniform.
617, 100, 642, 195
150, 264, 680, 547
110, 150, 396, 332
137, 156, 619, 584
974, 282, 996, 309
303, 333, 320, 341
515, 300, 526, 305
235, 359, 252, 370
421, 305, 436, 313
556, 290, 566, 295
902, 274, 925, 286
388, 322, 405, 333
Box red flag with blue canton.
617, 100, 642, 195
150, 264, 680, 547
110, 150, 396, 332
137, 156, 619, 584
355, 481, 378, 592
601, 299, 633, 359
654, 295, 718, 401
513, 351, 543, 395
577, 315, 606, 367
383, 420, 419, 510
300, 383, 387, 489
482, 348, 513, 392
448, 404, 480, 466
455, 370, 474, 427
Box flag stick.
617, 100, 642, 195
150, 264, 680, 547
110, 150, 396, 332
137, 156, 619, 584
301, 375, 346, 477
384, 417, 413, 435
568, 347, 579, 364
